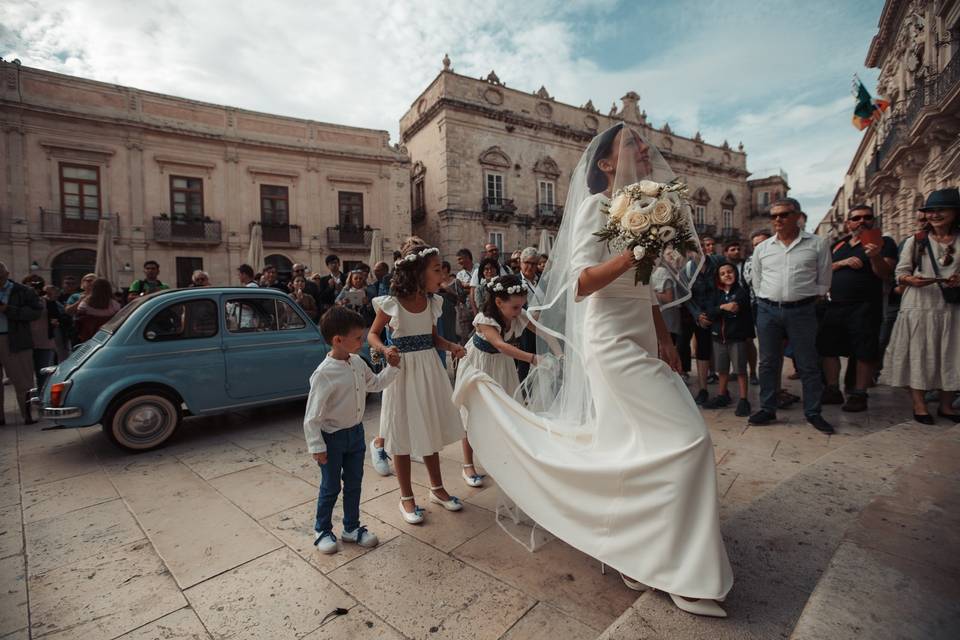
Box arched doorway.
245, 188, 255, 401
51, 249, 96, 288
265, 253, 293, 284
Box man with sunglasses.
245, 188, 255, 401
817, 205, 898, 412
749, 198, 834, 432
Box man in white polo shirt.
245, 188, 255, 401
749, 198, 834, 433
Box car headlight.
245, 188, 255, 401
49, 380, 73, 408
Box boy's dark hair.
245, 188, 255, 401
237, 264, 254, 278
143, 260, 159, 269
325, 254, 341, 266
723, 240, 741, 251
456, 248, 473, 261
319, 306, 366, 343
481, 274, 526, 336
441, 260, 452, 272
714, 260, 741, 289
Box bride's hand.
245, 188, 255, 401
659, 340, 683, 374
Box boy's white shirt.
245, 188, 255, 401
303, 353, 399, 454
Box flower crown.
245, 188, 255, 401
395, 246, 439, 267
486, 277, 528, 295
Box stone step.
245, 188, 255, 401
596, 419, 951, 640
789, 425, 960, 640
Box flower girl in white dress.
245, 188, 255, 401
455, 274, 543, 487
368, 237, 468, 524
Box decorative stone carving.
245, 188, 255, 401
582, 99, 597, 113
661, 136, 673, 150
692, 186, 711, 203
738, 141, 744, 152
609, 102, 619, 116
721, 140, 730, 150
536, 102, 553, 119
619, 91, 643, 124
583, 115, 599, 131
442, 54, 452, 71
694, 131, 703, 143
478, 146, 512, 168
662, 122, 672, 134
411, 160, 427, 179
535, 86, 553, 100
482, 87, 504, 105
485, 70, 502, 85
533, 156, 561, 178
720, 190, 737, 207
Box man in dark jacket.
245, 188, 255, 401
0, 262, 43, 424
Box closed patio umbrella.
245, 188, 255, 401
537, 229, 551, 256
94, 216, 116, 284
367, 229, 383, 280
247, 223, 264, 278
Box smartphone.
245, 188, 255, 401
858, 227, 882, 247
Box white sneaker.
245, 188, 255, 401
314, 531, 338, 554
342, 525, 379, 549
369, 439, 392, 476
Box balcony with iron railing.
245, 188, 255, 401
153, 215, 222, 245
695, 223, 717, 237
482, 197, 516, 222
868, 51, 960, 180
252, 221, 301, 247
327, 226, 376, 249
535, 203, 563, 218
39, 208, 119, 237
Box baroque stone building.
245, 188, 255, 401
0, 61, 410, 288
399, 58, 787, 262
818, 0, 959, 241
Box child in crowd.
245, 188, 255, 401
303, 306, 401, 554
367, 237, 468, 524
704, 262, 754, 416
454, 274, 540, 487
335, 270, 370, 314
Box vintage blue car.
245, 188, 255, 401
31, 287, 369, 451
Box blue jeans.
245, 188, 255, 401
756, 301, 822, 418
315, 423, 366, 536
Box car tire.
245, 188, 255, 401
103, 388, 182, 451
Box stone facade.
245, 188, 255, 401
818, 0, 960, 241
0, 61, 410, 288
399, 61, 786, 262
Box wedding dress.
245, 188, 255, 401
452, 123, 733, 602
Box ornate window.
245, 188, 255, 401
722, 209, 734, 232
485, 173, 504, 203
60, 164, 101, 221
338, 192, 364, 230
488, 232, 504, 254
260, 185, 289, 226
538, 180, 555, 206
170, 176, 204, 220
694, 205, 707, 226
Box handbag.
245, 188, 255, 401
924, 239, 960, 305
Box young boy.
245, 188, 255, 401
304, 306, 401, 554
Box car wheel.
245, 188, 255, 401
103, 388, 182, 451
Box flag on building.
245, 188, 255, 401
851, 78, 889, 130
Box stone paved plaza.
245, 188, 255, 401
1, 373, 957, 640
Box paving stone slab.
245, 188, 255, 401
300, 604, 405, 640
500, 600, 600, 640
172, 441, 263, 480
29, 540, 186, 640
25, 498, 145, 577
0, 554, 28, 637
185, 547, 353, 640
0, 504, 22, 561
328, 535, 534, 640
108, 461, 282, 589
21, 469, 118, 524
454, 525, 636, 632
114, 607, 211, 640
208, 463, 316, 520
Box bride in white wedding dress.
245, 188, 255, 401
452, 123, 733, 617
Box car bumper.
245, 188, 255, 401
28, 389, 83, 420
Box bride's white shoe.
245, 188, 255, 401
668, 593, 727, 618
619, 573, 649, 592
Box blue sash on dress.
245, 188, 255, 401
472, 334, 500, 354
392, 334, 434, 353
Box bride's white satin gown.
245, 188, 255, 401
452, 196, 733, 601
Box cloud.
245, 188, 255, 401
0, 0, 883, 225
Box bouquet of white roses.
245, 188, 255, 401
594, 179, 698, 285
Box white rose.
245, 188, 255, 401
659, 226, 677, 242
608, 194, 629, 222
651, 199, 675, 225
637, 180, 662, 197
633, 245, 647, 261
622, 209, 652, 234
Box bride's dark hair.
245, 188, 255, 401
587, 123, 624, 194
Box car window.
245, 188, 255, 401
225, 298, 279, 333
277, 299, 307, 330
144, 299, 218, 341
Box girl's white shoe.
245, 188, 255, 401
668, 593, 727, 618
462, 465, 485, 488
428, 486, 463, 511
398, 496, 425, 524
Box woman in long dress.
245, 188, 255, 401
452, 123, 733, 617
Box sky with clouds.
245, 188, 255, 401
1, 0, 886, 227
